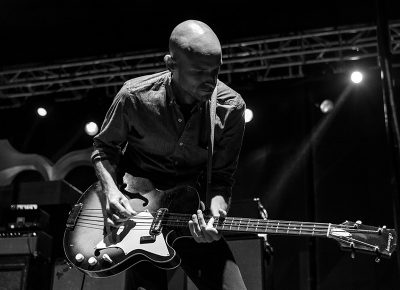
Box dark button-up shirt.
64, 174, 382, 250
92, 71, 245, 201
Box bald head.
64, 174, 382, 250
169, 20, 222, 59
165, 20, 222, 105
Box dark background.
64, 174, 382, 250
1, 0, 400, 289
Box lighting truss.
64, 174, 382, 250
0, 21, 399, 106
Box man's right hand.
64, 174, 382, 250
104, 188, 136, 228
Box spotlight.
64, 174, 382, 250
85, 122, 99, 136
350, 71, 363, 84
37, 107, 47, 117
319, 99, 334, 114
245, 108, 253, 123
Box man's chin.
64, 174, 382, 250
197, 90, 213, 100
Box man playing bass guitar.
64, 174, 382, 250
91, 19, 247, 289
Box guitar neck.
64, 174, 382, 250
215, 217, 332, 237
165, 214, 333, 238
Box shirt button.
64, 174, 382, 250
178, 118, 182, 123
179, 142, 183, 146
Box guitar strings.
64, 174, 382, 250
74, 211, 383, 235
75, 224, 104, 230
76, 217, 372, 234
72, 222, 376, 238
159, 218, 381, 234
85, 219, 382, 234
80, 209, 353, 227
72, 220, 380, 237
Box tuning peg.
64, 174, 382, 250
353, 220, 362, 229
378, 225, 386, 235
374, 247, 381, 263
350, 242, 355, 259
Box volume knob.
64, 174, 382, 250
88, 257, 97, 266
75, 253, 84, 263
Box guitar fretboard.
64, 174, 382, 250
164, 214, 334, 238
215, 217, 330, 237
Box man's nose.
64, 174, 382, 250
204, 73, 218, 87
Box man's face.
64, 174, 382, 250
171, 50, 222, 103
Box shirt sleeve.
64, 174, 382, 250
210, 95, 246, 203
91, 88, 134, 166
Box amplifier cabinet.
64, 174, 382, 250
168, 235, 267, 290
0, 255, 51, 290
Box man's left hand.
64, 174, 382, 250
189, 208, 227, 243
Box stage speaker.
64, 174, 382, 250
52, 259, 128, 290
167, 235, 267, 290
0, 255, 51, 290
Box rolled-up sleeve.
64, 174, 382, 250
91, 89, 133, 166
210, 96, 246, 202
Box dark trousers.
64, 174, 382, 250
126, 237, 247, 290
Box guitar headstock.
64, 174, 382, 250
329, 221, 397, 261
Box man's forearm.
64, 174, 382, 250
93, 159, 120, 192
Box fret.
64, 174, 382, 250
312, 224, 316, 236
239, 218, 243, 231
276, 221, 280, 233
299, 223, 302, 235
256, 220, 259, 231
246, 219, 250, 231
287, 222, 290, 234
229, 218, 232, 230
266, 220, 270, 233
292, 223, 297, 234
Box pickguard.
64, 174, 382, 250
95, 211, 169, 257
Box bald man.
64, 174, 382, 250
92, 20, 247, 289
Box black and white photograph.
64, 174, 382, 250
0, 1, 399, 289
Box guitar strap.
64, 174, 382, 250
205, 85, 217, 208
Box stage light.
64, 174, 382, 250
319, 99, 334, 114
350, 71, 363, 84
37, 107, 47, 117
85, 122, 99, 136
245, 108, 253, 123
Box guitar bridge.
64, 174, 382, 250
150, 208, 168, 236
66, 203, 83, 230
140, 235, 157, 244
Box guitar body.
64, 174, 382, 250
63, 181, 199, 278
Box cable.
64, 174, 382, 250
80, 272, 86, 290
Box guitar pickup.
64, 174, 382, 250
66, 203, 83, 230
140, 235, 157, 244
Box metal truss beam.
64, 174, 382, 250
0, 21, 399, 105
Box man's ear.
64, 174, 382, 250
164, 54, 176, 72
